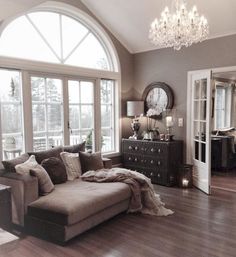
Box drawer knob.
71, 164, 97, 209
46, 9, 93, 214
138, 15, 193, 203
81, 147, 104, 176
157, 173, 160, 178
128, 146, 132, 150
150, 172, 153, 176
135, 146, 138, 151
134, 158, 138, 162
150, 160, 154, 164
151, 148, 155, 152
128, 157, 132, 161
158, 149, 161, 153
158, 161, 161, 166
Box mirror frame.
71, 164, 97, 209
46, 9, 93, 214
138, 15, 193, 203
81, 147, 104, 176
142, 82, 174, 119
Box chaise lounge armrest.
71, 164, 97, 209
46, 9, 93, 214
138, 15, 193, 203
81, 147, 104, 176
0, 172, 38, 226
102, 158, 112, 169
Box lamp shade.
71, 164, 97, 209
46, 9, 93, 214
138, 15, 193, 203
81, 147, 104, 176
127, 101, 144, 117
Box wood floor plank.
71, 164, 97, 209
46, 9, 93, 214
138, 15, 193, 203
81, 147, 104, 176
1, 186, 236, 257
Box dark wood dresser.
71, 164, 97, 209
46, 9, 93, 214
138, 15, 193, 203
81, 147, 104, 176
122, 139, 183, 186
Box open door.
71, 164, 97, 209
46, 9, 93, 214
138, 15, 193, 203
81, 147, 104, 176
187, 70, 212, 194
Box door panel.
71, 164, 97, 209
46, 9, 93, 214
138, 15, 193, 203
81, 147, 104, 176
191, 71, 212, 194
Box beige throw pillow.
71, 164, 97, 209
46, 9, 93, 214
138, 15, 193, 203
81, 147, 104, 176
60, 152, 82, 180
30, 168, 54, 195
15, 155, 41, 175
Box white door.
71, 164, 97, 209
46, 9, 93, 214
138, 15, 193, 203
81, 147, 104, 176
187, 70, 212, 194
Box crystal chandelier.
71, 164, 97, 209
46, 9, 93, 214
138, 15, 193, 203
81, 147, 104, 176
149, 0, 209, 50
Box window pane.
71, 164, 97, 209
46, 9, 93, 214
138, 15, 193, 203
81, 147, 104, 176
62, 15, 89, 59
65, 33, 110, 70
83, 130, 94, 151
28, 12, 61, 58
0, 70, 21, 102
0, 16, 59, 63
31, 76, 63, 150
70, 131, 81, 145
101, 81, 113, 104
48, 131, 63, 148
32, 104, 45, 132
31, 77, 45, 102
101, 80, 115, 153
33, 132, 46, 151
68, 80, 80, 104
1, 104, 22, 133
48, 104, 62, 131
102, 129, 113, 152
101, 105, 112, 127
46, 78, 62, 103
80, 81, 93, 104
0, 69, 24, 160
69, 106, 80, 130
81, 105, 93, 129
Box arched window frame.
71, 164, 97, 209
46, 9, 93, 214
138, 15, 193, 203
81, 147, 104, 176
0, 2, 121, 161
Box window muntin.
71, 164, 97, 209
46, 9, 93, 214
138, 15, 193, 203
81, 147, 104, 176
31, 76, 63, 150
0, 69, 24, 160
68, 80, 94, 151
101, 80, 115, 153
0, 11, 111, 71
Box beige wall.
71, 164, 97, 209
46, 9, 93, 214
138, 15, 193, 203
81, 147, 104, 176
133, 34, 236, 145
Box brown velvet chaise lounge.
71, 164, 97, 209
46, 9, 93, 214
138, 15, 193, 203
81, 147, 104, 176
0, 146, 131, 244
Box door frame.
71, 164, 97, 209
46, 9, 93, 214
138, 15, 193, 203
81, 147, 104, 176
187, 65, 236, 193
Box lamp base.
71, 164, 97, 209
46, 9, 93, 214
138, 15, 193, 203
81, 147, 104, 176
130, 119, 140, 140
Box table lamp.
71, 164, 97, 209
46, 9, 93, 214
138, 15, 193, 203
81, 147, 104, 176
127, 101, 144, 139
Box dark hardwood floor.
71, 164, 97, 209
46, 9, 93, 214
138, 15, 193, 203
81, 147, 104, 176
2, 185, 236, 257
212, 170, 236, 192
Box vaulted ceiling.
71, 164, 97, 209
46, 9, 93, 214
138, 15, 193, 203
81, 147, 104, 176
81, 0, 236, 53
1, 0, 236, 54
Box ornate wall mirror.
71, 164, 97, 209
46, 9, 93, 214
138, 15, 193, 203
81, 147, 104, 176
142, 82, 174, 118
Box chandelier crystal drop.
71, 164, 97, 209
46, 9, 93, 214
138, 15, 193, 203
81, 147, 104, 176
149, 0, 209, 50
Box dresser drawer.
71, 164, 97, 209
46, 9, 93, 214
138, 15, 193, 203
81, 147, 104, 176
123, 154, 166, 169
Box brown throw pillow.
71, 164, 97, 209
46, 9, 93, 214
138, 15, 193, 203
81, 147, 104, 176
30, 166, 54, 196
28, 146, 63, 164
63, 142, 85, 153
41, 157, 67, 184
79, 151, 104, 173
2, 153, 29, 173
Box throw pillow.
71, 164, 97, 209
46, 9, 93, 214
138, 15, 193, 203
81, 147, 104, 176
79, 151, 104, 173
2, 153, 29, 173
60, 152, 82, 180
41, 157, 67, 184
15, 155, 41, 175
28, 146, 63, 164
30, 168, 54, 196
63, 141, 85, 153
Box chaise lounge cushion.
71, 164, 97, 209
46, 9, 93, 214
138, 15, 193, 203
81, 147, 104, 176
27, 179, 131, 226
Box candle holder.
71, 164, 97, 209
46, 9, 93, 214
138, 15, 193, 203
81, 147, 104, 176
178, 164, 193, 188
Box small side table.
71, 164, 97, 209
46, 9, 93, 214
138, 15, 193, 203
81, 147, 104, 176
3, 148, 21, 160
0, 185, 12, 231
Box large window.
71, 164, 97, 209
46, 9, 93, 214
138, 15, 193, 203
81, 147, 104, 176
0, 5, 120, 161
0, 69, 24, 160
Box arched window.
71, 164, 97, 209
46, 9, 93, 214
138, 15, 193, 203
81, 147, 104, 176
0, 11, 113, 71
0, 5, 120, 162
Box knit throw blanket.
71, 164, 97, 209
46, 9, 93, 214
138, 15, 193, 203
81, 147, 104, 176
81, 168, 173, 216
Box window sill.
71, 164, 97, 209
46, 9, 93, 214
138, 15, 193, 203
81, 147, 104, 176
102, 152, 121, 158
